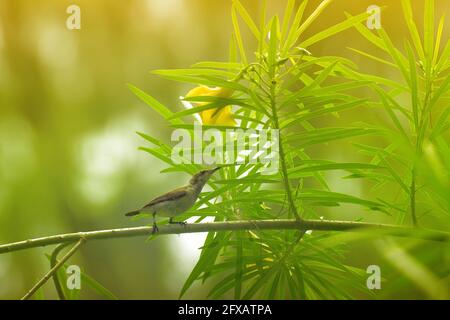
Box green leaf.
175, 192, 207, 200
405, 40, 420, 130
136, 132, 171, 151
232, 0, 260, 39
151, 70, 247, 92
300, 11, 370, 48
348, 47, 396, 68
288, 162, 384, 176
374, 88, 410, 140
45, 254, 118, 300
192, 61, 243, 70
423, 0, 435, 72
267, 267, 282, 299
436, 41, 450, 73
431, 106, 450, 138
400, 0, 425, 61
169, 101, 232, 120
155, 68, 235, 78
348, 14, 384, 49
293, 0, 334, 46
56, 266, 76, 300
231, 4, 248, 65
280, 0, 295, 44
180, 232, 231, 298
283, 0, 308, 53
282, 99, 367, 128
242, 268, 276, 299
298, 189, 387, 212
268, 16, 279, 70
234, 232, 244, 299
139, 147, 174, 166
341, 66, 408, 91
182, 95, 269, 116
81, 272, 118, 300
257, 0, 268, 55
281, 61, 340, 107
377, 239, 449, 299
127, 84, 182, 125
428, 73, 450, 111
378, 29, 409, 83
33, 287, 46, 300
286, 127, 383, 148
432, 14, 445, 66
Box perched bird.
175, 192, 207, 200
126, 167, 221, 232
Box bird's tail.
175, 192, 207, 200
125, 210, 140, 217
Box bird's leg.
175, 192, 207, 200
169, 217, 186, 225
152, 213, 159, 234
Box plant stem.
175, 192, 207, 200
1, 219, 448, 256
21, 238, 85, 300
50, 242, 72, 300
268, 79, 301, 220
410, 167, 418, 226
410, 72, 433, 227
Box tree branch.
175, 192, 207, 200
0, 219, 448, 255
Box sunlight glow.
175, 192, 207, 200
166, 216, 215, 290
145, 0, 186, 21
77, 116, 140, 205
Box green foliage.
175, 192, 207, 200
45, 253, 118, 300
347, 0, 450, 226
129, 0, 449, 299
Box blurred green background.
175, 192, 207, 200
0, 0, 449, 299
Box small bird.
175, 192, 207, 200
125, 167, 221, 232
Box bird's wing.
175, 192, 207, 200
143, 187, 187, 208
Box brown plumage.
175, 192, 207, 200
125, 188, 187, 216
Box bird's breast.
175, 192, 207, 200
151, 192, 198, 217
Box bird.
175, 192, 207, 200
125, 167, 221, 233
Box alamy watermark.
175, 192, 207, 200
366, 264, 381, 290
171, 122, 279, 175
66, 4, 81, 30
66, 265, 81, 290
367, 5, 381, 30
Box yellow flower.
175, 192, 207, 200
185, 86, 236, 126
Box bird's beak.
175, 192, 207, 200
211, 166, 221, 173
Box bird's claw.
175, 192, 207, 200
152, 223, 159, 234
169, 219, 187, 226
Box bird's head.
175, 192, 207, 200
189, 167, 221, 187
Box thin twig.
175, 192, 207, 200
21, 238, 86, 300
50, 242, 73, 300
